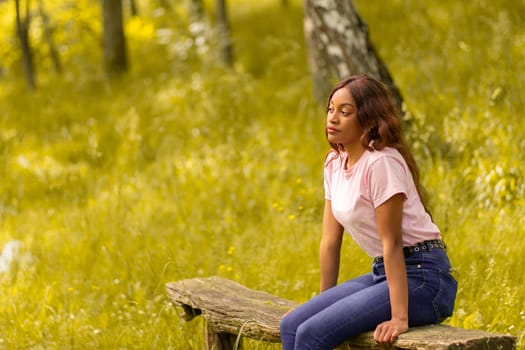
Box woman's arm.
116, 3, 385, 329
319, 200, 345, 293
373, 193, 409, 345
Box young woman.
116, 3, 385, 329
280, 75, 457, 350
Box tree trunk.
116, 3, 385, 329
38, 0, 62, 74
129, 0, 138, 16
215, 0, 234, 67
304, 0, 403, 113
15, 0, 36, 89
189, 0, 205, 22
102, 0, 128, 75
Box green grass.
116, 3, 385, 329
0, 0, 524, 348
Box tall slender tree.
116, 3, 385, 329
304, 0, 403, 113
15, 0, 36, 89
215, 0, 234, 67
38, 0, 62, 74
129, 0, 138, 16
102, 0, 128, 75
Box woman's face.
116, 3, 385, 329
326, 87, 364, 149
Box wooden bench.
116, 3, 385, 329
166, 276, 517, 349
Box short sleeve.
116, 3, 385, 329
324, 166, 331, 200
323, 151, 338, 200
367, 155, 408, 208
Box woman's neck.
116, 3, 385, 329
344, 144, 366, 168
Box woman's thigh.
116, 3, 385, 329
280, 273, 376, 332
293, 280, 392, 349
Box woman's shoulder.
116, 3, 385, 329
367, 147, 404, 162
364, 147, 407, 172
324, 149, 343, 169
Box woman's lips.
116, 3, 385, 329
326, 127, 338, 134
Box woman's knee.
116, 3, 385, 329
295, 322, 315, 347
294, 320, 326, 349
279, 312, 297, 335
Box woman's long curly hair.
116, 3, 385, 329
326, 74, 431, 215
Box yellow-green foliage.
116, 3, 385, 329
0, 0, 524, 348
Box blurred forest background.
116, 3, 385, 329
1, 0, 524, 348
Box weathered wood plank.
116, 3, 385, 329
167, 276, 298, 342
205, 323, 243, 350
166, 276, 517, 349
340, 324, 517, 350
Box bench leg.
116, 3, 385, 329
205, 323, 243, 350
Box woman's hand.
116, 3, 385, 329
373, 318, 408, 346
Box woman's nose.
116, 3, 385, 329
328, 112, 338, 123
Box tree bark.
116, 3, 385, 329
15, 0, 36, 89
304, 0, 403, 113
38, 0, 62, 74
102, 0, 128, 75
129, 0, 138, 16
215, 0, 234, 67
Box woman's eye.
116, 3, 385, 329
327, 107, 334, 113
341, 110, 350, 116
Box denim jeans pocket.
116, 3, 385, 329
432, 268, 458, 321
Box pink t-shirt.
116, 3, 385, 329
324, 147, 440, 257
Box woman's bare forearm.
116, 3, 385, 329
320, 200, 344, 292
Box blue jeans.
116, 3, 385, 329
279, 249, 458, 350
